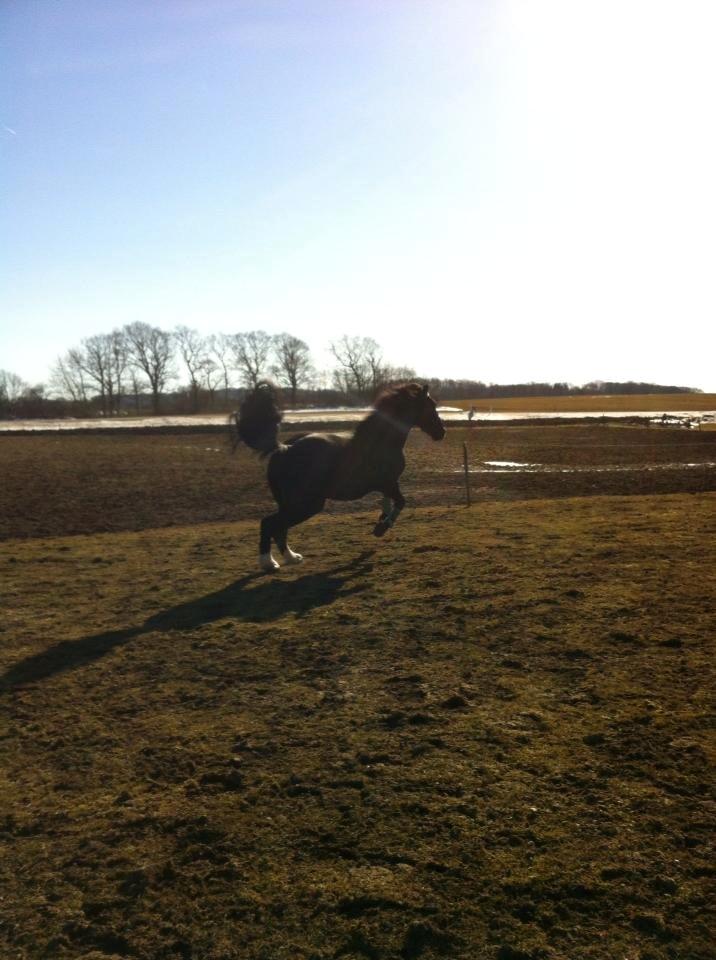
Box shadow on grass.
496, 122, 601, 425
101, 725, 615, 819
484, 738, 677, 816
0, 551, 375, 691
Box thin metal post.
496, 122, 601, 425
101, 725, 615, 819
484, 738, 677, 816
463, 440, 471, 507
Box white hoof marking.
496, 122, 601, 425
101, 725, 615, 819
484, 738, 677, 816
282, 548, 303, 565
260, 552, 280, 572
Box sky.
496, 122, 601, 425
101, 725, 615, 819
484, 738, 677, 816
2, 0, 715, 391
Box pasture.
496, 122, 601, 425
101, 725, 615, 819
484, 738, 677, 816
448, 392, 716, 414
1, 424, 715, 960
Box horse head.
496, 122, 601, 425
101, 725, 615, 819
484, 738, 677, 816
414, 383, 446, 440
376, 383, 445, 440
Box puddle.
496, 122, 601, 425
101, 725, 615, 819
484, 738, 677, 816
455, 461, 716, 474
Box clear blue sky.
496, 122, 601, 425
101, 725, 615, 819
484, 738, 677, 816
2, 0, 715, 390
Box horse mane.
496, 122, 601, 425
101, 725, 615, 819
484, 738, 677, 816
374, 382, 426, 416
346, 382, 427, 443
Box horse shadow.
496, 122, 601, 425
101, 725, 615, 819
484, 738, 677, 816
0, 551, 375, 692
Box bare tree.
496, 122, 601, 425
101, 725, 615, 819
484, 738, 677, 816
50, 352, 89, 405
330, 336, 382, 398
108, 328, 130, 414
271, 333, 312, 405
174, 326, 209, 413
200, 358, 221, 407
80, 334, 114, 415
51, 334, 127, 414
377, 365, 417, 389
0, 369, 28, 402
331, 366, 353, 395
207, 333, 234, 403
231, 330, 272, 389
364, 339, 385, 392
128, 368, 147, 414
124, 322, 175, 414
0, 369, 29, 416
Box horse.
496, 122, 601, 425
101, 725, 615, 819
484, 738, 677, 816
234, 381, 446, 571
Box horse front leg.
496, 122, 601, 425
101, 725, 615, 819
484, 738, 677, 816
373, 485, 405, 537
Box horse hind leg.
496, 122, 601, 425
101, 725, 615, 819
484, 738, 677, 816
259, 514, 281, 572
273, 518, 303, 565
373, 496, 393, 537
259, 513, 300, 572
283, 544, 304, 565
274, 500, 325, 564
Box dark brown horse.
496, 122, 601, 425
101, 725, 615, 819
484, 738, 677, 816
235, 382, 445, 571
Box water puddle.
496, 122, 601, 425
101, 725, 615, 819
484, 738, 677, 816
456, 461, 716, 474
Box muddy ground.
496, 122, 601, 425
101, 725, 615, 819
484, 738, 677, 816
1, 424, 715, 540
1, 424, 714, 959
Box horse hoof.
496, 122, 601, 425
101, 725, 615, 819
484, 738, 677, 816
373, 522, 388, 538
283, 550, 303, 565
260, 553, 280, 572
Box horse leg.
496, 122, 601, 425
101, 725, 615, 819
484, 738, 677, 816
373, 484, 405, 537
273, 501, 325, 564
259, 510, 303, 572
274, 515, 302, 565
259, 513, 282, 572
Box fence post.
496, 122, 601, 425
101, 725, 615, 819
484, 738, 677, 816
463, 440, 471, 507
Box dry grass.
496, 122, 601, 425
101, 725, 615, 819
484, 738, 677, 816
449, 393, 716, 413
1, 424, 715, 959
1, 496, 715, 959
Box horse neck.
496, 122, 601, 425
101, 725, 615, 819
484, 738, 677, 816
350, 409, 411, 453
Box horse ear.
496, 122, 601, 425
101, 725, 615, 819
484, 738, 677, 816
421, 384, 429, 396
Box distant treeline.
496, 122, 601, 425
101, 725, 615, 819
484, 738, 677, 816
428, 380, 699, 400
1, 375, 699, 421
0, 321, 701, 421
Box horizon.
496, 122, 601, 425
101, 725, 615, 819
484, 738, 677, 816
2, 1, 715, 391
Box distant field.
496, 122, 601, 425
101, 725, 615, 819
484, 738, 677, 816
450, 392, 716, 413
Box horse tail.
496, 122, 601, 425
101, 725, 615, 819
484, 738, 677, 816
232, 381, 283, 456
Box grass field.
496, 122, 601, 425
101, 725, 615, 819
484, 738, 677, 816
1, 424, 715, 959
449, 393, 716, 414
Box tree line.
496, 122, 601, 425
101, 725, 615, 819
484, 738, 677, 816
0, 324, 699, 419
1, 327, 416, 418
424, 379, 701, 401
50, 326, 417, 415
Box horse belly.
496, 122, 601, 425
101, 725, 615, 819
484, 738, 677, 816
330, 461, 402, 501
268, 437, 340, 508
330, 480, 375, 501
